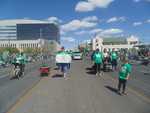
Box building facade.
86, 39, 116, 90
0, 25, 17, 39
17, 23, 60, 43
0, 39, 60, 53
0, 19, 60, 43
92, 35, 139, 51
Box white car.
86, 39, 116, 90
72, 52, 83, 60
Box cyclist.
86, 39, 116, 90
12, 52, 27, 77
93, 49, 104, 76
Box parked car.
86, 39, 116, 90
72, 52, 83, 60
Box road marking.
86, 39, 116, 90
6, 67, 55, 113
7, 75, 41, 113
0, 74, 9, 79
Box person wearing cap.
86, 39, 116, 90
93, 49, 104, 76
118, 59, 132, 95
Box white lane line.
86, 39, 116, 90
0, 74, 9, 79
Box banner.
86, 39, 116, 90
56, 54, 72, 63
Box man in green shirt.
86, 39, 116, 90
118, 59, 132, 95
93, 49, 104, 76
111, 48, 118, 71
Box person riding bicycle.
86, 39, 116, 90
12, 52, 27, 76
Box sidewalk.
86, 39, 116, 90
7, 61, 150, 113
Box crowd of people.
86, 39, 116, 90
55, 47, 132, 95
91, 48, 132, 95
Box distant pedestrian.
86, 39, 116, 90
111, 48, 118, 71
103, 49, 110, 72
93, 49, 104, 76
118, 59, 132, 95
55, 47, 72, 78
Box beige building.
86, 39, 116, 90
0, 39, 60, 53
92, 35, 139, 51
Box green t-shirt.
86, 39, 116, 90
16, 55, 27, 64
119, 63, 132, 80
93, 52, 103, 64
111, 52, 118, 60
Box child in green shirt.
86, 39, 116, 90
118, 59, 132, 95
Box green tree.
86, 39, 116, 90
23, 48, 34, 54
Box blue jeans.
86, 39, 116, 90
59, 63, 69, 73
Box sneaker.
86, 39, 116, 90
99, 72, 103, 76
63, 73, 67, 78
96, 73, 98, 76
122, 92, 127, 95
117, 90, 122, 95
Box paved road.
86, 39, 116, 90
8, 59, 150, 113
0, 58, 55, 113
106, 61, 150, 99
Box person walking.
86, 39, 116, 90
56, 47, 72, 78
118, 59, 132, 95
103, 49, 109, 72
93, 49, 104, 76
111, 48, 118, 71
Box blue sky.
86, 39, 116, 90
0, 0, 150, 48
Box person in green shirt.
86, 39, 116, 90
93, 49, 104, 76
118, 59, 132, 95
12, 52, 27, 77
111, 48, 118, 71
56, 47, 72, 78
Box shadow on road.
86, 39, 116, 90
52, 74, 64, 78
86, 71, 96, 75
105, 85, 120, 95
86, 67, 96, 75
54, 67, 59, 70
85, 67, 93, 71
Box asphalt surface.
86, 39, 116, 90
8, 58, 150, 113
106, 61, 150, 99
0, 58, 55, 113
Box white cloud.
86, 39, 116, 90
133, 0, 150, 2
60, 30, 66, 35
146, 19, 150, 23
75, 28, 102, 35
101, 28, 123, 35
61, 37, 75, 42
75, 0, 114, 12
89, 28, 103, 34
107, 17, 126, 23
61, 19, 97, 32
75, 1, 94, 12
47, 17, 62, 24
88, 0, 114, 8
133, 22, 142, 26
75, 30, 87, 35
133, 0, 141, 2
82, 16, 99, 22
